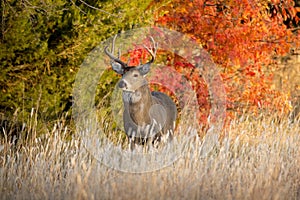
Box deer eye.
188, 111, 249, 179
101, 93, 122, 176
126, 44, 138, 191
133, 73, 139, 78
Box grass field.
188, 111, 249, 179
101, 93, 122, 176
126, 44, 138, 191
0, 113, 299, 200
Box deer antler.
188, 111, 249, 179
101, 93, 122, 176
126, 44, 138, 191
105, 35, 158, 69
104, 34, 127, 68
143, 37, 158, 64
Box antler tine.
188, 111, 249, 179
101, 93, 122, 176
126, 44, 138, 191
150, 36, 158, 55
111, 34, 117, 55
104, 34, 127, 68
143, 36, 158, 63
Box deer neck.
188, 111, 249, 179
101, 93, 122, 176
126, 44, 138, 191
123, 85, 153, 125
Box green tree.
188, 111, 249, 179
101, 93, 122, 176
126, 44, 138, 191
0, 0, 154, 126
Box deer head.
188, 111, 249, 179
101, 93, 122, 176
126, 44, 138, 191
104, 35, 158, 93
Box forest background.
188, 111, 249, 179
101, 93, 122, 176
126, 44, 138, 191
1, 0, 299, 134
1, 1, 300, 199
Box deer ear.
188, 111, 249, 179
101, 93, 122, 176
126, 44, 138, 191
138, 63, 150, 76
111, 62, 124, 74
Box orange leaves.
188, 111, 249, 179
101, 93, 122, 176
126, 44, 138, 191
152, 0, 298, 120
269, 0, 300, 27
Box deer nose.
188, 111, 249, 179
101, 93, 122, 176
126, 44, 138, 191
118, 80, 127, 89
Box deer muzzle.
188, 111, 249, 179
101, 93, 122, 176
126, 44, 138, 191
118, 79, 135, 92
118, 80, 127, 89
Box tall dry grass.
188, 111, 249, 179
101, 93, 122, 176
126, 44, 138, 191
0, 113, 299, 200
0, 52, 299, 199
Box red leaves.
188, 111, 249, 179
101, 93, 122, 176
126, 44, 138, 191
152, 0, 298, 120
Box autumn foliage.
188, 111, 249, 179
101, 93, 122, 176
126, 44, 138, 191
149, 0, 300, 120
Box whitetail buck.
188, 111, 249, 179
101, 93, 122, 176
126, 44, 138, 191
105, 35, 177, 149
